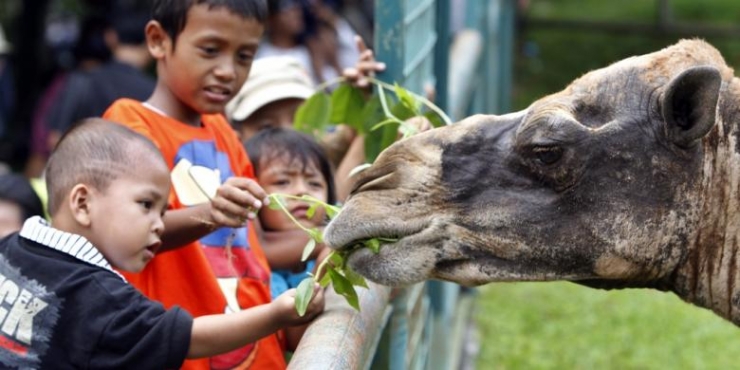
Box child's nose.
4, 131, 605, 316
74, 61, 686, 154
214, 58, 236, 81
293, 181, 310, 196
153, 215, 165, 236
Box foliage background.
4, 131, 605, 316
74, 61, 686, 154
512, 0, 740, 110
476, 1, 740, 368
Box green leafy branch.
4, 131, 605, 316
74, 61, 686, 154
267, 193, 393, 316
293, 76, 452, 162
284, 77, 444, 315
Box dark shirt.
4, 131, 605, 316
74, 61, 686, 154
50, 60, 155, 133
0, 217, 192, 369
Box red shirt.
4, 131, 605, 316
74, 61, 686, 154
104, 99, 286, 370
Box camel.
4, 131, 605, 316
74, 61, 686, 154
323, 39, 740, 326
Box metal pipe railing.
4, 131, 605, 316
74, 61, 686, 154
288, 282, 393, 370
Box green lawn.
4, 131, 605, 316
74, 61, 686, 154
474, 282, 740, 369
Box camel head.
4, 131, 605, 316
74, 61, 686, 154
325, 39, 739, 298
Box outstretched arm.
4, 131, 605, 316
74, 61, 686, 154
260, 228, 327, 270
188, 284, 324, 358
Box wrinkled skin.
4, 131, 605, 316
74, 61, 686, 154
324, 39, 740, 326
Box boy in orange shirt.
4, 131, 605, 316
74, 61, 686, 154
103, 1, 303, 368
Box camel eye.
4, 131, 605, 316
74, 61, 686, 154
533, 146, 563, 165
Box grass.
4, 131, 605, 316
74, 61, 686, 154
474, 282, 740, 369
474, 1, 740, 367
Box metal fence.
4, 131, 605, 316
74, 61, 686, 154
288, 1, 515, 368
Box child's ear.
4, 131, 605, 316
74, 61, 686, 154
145, 20, 169, 59
68, 184, 93, 227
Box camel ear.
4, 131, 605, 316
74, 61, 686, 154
662, 66, 721, 148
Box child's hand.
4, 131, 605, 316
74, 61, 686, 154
342, 36, 386, 90
398, 116, 434, 139
273, 284, 325, 326
209, 177, 268, 228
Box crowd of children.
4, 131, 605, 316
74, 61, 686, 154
0, 0, 419, 368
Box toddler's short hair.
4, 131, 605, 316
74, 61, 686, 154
45, 118, 164, 215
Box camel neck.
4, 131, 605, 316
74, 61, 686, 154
672, 111, 740, 326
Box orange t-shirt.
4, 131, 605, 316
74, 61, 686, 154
103, 99, 286, 370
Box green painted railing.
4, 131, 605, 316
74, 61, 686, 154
288, 1, 515, 369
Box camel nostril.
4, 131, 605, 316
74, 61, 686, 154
349, 163, 398, 195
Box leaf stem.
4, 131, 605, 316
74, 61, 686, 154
266, 194, 313, 235
368, 77, 453, 126
315, 76, 346, 93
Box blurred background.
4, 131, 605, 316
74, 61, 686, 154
1, 0, 740, 368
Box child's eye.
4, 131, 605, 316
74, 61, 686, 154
199, 46, 218, 56
237, 52, 253, 65
139, 200, 154, 210
309, 181, 325, 188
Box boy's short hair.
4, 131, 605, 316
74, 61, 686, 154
246, 127, 337, 205
45, 118, 164, 215
152, 0, 268, 46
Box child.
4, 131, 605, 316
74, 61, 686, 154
0, 118, 323, 369
245, 127, 335, 352
226, 43, 381, 203
245, 127, 336, 298
103, 1, 299, 368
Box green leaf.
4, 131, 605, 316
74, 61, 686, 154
324, 204, 341, 219
306, 202, 319, 219
423, 110, 447, 128
294, 278, 315, 316
343, 267, 369, 289
329, 269, 360, 311
330, 83, 366, 130
359, 95, 385, 135
363, 238, 381, 254
329, 251, 345, 267
302, 238, 316, 262
318, 269, 332, 287
378, 122, 400, 158
390, 101, 416, 121
294, 92, 331, 134
307, 228, 323, 243
394, 83, 420, 116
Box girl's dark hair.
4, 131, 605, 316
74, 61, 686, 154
246, 127, 337, 205
152, 0, 268, 46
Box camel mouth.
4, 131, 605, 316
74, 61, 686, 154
431, 253, 519, 286
339, 236, 402, 255
323, 213, 428, 252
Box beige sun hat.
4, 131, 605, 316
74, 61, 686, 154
227, 56, 316, 122
0, 26, 11, 55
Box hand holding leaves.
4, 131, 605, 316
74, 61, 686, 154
267, 193, 387, 316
